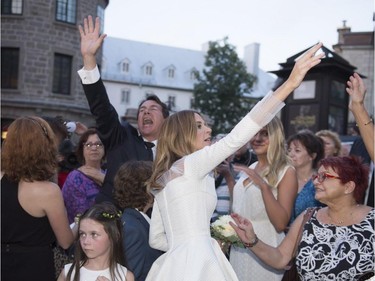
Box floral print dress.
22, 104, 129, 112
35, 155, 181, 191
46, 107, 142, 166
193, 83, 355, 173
296, 208, 375, 280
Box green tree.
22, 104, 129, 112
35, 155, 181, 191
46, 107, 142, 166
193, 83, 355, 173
192, 37, 257, 135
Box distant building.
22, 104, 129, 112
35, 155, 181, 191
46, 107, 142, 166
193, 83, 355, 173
332, 21, 374, 123
1, 0, 109, 133
101, 38, 276, 126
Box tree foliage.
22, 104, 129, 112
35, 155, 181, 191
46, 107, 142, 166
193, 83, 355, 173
192, 37, 257, 135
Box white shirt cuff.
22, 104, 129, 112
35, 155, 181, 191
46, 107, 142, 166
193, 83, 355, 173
77, 65, 100, 84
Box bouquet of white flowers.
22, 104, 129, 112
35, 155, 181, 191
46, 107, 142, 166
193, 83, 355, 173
210, 215, 244, 253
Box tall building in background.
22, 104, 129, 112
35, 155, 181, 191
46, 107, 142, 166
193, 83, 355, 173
333, 21, 374, 123
1, 0, 109, 132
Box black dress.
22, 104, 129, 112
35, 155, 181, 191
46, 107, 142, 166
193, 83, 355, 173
1, 176, 56, 281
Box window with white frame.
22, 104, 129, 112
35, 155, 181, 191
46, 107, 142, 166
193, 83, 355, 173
190, 69, 198, 80
121, 89, 130, 104
168, 96, 176, 109
145, 64, 153, 76
168, 67, 175, 78
121, 61, 130, 73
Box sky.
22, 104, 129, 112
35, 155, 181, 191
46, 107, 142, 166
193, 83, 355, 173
103, 0, 374, 71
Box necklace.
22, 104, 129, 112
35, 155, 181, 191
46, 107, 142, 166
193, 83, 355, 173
327, 204, 359, 225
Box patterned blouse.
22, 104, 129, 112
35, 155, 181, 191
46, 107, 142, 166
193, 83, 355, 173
62, 169, 104, 223
296, 208, 375, 280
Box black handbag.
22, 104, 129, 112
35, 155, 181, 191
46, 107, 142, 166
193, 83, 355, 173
281, 208, 316, 281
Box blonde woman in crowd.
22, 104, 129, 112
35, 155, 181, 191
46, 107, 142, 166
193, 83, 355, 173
315, 129, 342, 158
229, 116, 298, 281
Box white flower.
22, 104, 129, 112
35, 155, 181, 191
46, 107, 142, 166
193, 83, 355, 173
210, 215, 244, 248
212, 215, 237, 237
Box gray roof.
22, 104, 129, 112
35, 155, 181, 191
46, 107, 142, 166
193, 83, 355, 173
102, 37, 205, 90
101, 37, 276, 97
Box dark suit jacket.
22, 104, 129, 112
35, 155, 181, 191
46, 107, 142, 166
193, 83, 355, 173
83, 79, 153, 203
122, 208, 164, 281
350, 136, 374, 207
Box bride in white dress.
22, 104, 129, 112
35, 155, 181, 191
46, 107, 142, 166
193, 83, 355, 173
145, 43, 324, 281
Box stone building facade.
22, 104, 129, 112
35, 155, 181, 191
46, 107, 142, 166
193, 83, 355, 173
333, 21, 374, 122
1, 0, 109, 131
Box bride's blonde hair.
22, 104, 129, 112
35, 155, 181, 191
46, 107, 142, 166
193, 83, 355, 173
148, 110, 201, 190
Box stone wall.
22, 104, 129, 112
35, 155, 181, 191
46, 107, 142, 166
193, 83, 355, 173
1, 0, 108, 127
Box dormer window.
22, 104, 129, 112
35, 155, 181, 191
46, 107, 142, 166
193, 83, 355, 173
142, 62, 154, 76
168, 68, 175, 78
122, 62, 129, 73
145, 65, 153, 75
121, 59, 131, 73
165, 65, 176, 79
190, 68, 198, 80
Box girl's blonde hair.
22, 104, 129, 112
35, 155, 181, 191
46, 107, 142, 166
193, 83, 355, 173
148, 110, 200, 190
262, 116, 291, 187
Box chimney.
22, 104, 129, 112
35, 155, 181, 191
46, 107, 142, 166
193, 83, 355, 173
337, 20, 351, 45
201, 42, 210, 53
244, 43, 260, 76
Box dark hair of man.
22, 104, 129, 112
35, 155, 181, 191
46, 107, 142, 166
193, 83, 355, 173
137, 95, 170, 119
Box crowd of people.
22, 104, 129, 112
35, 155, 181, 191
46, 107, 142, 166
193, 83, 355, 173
1, 15, 374, 281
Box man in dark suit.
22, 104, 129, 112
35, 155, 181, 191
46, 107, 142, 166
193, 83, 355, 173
78, 16, 169, 204
114, 161, 164, 281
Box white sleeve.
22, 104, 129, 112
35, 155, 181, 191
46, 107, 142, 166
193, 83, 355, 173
248, 91, 285, 126
149, 199, 169, 251
77, 65, 101, 84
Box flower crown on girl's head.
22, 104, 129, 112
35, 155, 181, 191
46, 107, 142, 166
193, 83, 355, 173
101, 211, 122, 220
74, 210, 122, 224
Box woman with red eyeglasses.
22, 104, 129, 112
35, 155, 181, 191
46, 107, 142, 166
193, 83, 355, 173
230, 156, 374, 281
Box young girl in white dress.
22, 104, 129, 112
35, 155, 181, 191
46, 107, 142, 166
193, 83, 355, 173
58, 202, 134, 281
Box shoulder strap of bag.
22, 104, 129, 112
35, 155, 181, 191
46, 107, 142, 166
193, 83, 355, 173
291, 207, 316, 258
